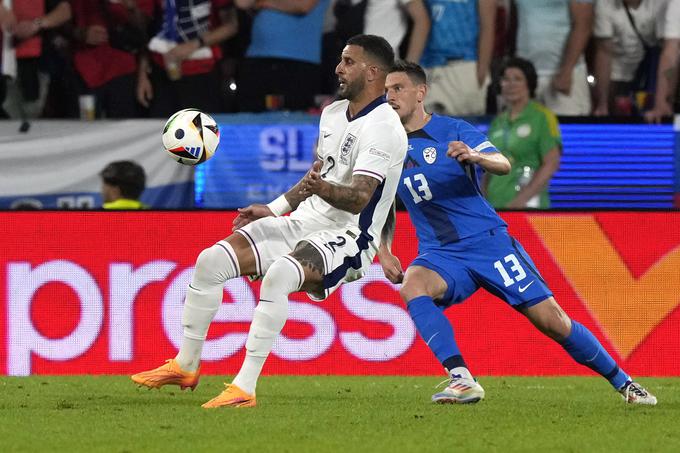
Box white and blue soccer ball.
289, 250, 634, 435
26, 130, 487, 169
162, 108, 220, 165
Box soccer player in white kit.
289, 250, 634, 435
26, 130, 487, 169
132, 34, 408, 408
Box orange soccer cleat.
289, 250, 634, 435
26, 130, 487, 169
131, 359, 200, 391
201, 384, 256, 408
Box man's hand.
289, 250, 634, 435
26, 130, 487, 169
136, 71, 153, 107
592, 103, 609, 117
165, 40, 200, 63
506, 197, 528, 209
447, 141, 482, 164
378, 251, 404, 284
551, 68, 572, 95
121, 0, 140, 9
476, 61, 488, 88
85, 25, 108, 46
300, 160, 329, 197
0, 10, 17, 33
232, 204, 274, 231
644, 102, 673, 124
13, 20, 40, 40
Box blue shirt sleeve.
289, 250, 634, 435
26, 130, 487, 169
457, 120, 498, 154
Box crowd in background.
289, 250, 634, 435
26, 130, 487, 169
0, 0, 678, 122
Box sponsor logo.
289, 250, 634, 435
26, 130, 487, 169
518, 281, 535, 293
185, 146, 202, 158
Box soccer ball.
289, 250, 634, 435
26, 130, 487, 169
162, 108, 220, 165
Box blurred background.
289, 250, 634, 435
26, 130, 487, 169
1, 0, 679, 377
1, 0, 679, 210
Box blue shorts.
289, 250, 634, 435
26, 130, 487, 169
410, 227, 553, 310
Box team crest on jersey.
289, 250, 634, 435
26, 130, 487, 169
340, 134, 357, 165
423, 147, 437, 164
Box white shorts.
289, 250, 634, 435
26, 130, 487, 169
536, 65, 592, 116
425, 60, 490, 116
236, 216, 375, 301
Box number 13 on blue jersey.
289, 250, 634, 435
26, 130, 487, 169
404, 173, 433, 203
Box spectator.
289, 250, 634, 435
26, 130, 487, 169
0, 1, 71, 119
593, 0, 667, 117
70, 0, 153, 118
100, 160, 148, 209
485, 57, 562, 209
486, 0, 516, 114
138, 0, 238, 117
235, 0, 330, 112
645, 0, 680, 123
514, 0, 594, 116
421, 0, 496, 116
364, 0, 430, 62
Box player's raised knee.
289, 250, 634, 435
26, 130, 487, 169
193, 242, 239, 288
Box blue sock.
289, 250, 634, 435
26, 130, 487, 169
560, 320, 630, 389
407, 296, 463, 370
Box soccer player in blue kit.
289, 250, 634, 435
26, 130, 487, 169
378, 61, 657, 405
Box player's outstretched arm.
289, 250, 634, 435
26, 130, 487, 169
447, 141, 511, 175
232, 160, 320, 230
300, 161, 380, 214
377, 202, 404, 284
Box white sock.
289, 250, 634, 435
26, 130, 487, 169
175, 241, 240, 372
449, 366, 474, 380
233, 256, 304, 394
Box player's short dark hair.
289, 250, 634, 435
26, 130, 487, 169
100, 160, 146, 200
388, 60, 427, 85
346, 34, 395, 70
500, 57, 538, 98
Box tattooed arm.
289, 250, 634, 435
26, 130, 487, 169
301, 161, 380, 215
281, 170, 316, 210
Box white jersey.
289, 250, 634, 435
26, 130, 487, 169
290, 97, 408, 254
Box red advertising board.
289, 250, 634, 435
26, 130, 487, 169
1, 211, 679, 376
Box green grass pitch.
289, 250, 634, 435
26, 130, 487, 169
1, 376, 679, 452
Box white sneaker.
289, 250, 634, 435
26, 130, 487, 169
432, 375, 485, 404
619, 381, 657, 405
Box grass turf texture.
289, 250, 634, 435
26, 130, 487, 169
1, 376, 678, 452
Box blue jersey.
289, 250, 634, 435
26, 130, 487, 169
421, 0, 479, 66
397, 114, 506, 251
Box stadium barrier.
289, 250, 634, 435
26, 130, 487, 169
1, 211, 678, 377
0, 120, 192, 209
1, 116, 678, 209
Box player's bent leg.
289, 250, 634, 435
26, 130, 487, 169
132, 235, 254, 390
205, 253, 306, 408
519, 296, 571, 341
401, 266, 483, 404
521, 297, 656, 405
289, 239, 327, 298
